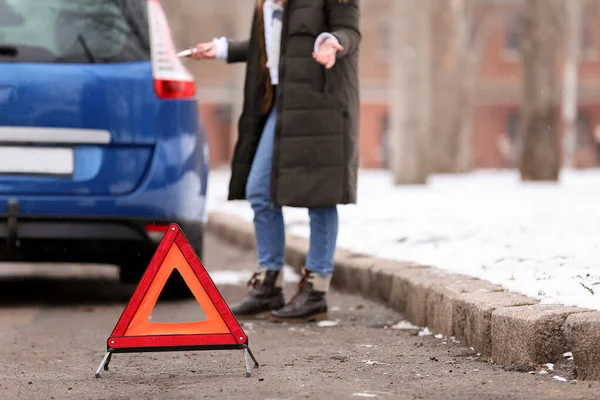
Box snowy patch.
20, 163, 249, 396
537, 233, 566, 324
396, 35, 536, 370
207, 169, 600, 310
391, 320, 420, 330
553, 376, 568, 382
208, 265, 300, 285
362, 360, 390, 366
434, 333, 444, 339
418, 327, 432, 337
543, 363, 554, 371
563, 352, 573, 358
242, 323, 254, 330
331, 306, 341, 312
353, 394, 376, 398
208, 270, 254, 285
288, 327, 306, 332
316, 320, 340, 328
283, 266, 302, 283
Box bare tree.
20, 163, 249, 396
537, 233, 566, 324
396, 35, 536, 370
430, 0, 472, 174
519, 0, 562, 181
429, 0, 510, 174
389, 0, 432, 185
562, 0, 582, 169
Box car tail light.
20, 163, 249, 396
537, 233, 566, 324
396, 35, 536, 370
147, 0, 196, 99
145, 223, 169, 241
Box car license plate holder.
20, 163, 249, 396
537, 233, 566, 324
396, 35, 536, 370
0, 146, 74, 176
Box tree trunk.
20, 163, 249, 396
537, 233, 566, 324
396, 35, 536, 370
562, 0, 582, 169
389, 0, 432, 185
430, 0, 473, 174
519, 0, 561, 181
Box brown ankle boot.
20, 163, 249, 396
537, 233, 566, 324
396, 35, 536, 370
270, 269, 330, 323
229, 270, 285, 320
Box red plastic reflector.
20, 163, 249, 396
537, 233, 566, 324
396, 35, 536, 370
145, 224, 170, 233
153, 79, 196, 99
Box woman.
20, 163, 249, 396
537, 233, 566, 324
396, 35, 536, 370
192, 0, 360, 323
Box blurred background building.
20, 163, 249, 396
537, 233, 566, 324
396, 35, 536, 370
162, 0, 600, 171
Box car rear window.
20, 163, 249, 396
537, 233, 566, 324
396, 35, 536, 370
0, 0, 150, 64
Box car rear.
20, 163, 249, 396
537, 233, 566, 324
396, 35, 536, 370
0, 0, 209, 292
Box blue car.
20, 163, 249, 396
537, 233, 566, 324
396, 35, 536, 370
0, 0, 209, 297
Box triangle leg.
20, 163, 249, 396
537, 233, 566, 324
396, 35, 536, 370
105, 351, 113, 371
242, 344, 259, 377
243, 345, 259, 369
243, 348, 252, 377
95, 350, 114, 378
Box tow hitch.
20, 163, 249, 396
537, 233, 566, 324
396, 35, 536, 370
4, 199, 19, 259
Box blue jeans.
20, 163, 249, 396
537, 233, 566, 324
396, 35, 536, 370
245, 107, 339, 278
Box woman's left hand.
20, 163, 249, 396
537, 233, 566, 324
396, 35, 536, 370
313, 38, 344, 69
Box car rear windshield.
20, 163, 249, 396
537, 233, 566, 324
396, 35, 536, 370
0, 0, 150, 63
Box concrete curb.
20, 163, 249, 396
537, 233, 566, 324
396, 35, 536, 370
206, 211, 600, 380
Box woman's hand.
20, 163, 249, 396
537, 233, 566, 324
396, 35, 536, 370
191, 42, 217, 60
313, 38, 344, 69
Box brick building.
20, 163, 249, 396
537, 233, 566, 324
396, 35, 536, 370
164, 0, 600, 170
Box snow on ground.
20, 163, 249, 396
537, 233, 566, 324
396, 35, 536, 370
209, 266, 301, 286
206, 167, 600, 311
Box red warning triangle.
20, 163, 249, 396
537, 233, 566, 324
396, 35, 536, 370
106, 224, 247, 351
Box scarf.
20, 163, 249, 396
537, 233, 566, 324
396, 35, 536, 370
256, 0, 287, 114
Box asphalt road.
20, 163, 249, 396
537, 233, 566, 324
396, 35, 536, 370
0, 233, 598, 400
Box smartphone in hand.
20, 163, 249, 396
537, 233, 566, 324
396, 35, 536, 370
179, 43, 216, 60
177, 49, 193, 58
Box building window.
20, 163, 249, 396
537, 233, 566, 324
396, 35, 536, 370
507, 111, 520, 143
379, 113, 390, 169
498, 111, 521, 166
505, 13, 522, 59
505, 13, 595, 61
581, 18, 596, 60
379, 24, 390, 59
506, 111, 591, 149
577, 112, 592, 148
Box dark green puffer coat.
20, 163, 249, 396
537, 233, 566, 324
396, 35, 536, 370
226, 0, 361, 208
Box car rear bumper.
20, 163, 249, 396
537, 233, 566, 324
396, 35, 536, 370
0, 216, 203, 264
0, 99, 210, 222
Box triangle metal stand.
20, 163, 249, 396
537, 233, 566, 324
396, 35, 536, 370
95, 344, 259, 378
